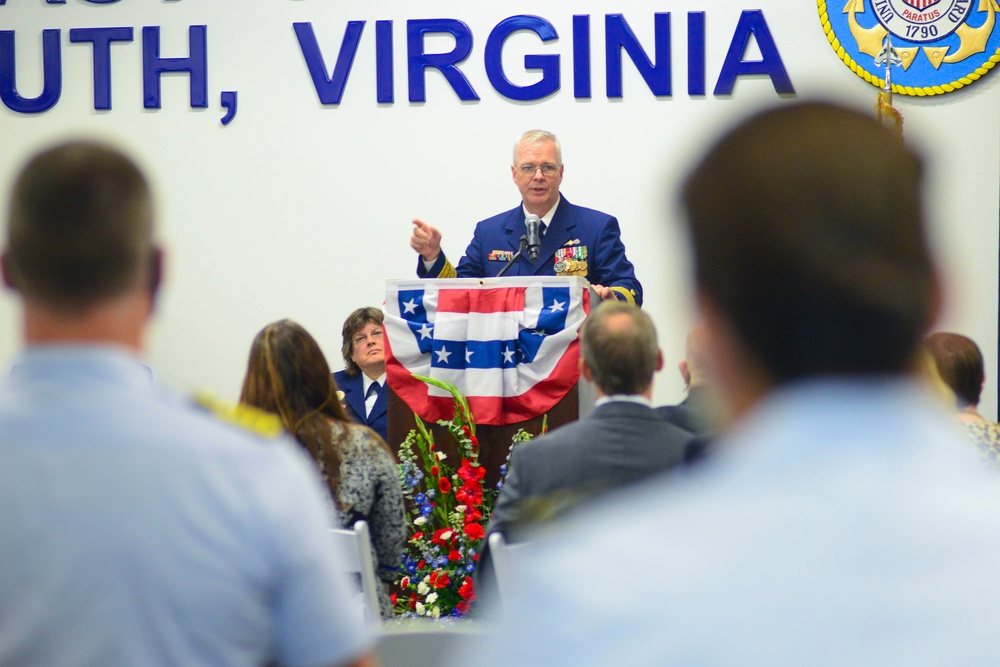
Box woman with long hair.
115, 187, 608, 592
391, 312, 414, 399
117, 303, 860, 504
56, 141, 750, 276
240, 319, 406, 617
922, 332, 1000, 470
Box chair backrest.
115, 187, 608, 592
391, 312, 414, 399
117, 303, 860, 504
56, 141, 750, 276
377, 620, 488, 667
329, 520, 382, 624
488, 531, 531, 608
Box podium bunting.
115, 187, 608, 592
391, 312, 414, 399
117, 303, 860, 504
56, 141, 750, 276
384, 277, 591, 425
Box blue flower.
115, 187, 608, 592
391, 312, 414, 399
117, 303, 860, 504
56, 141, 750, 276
427, 490, 437, 499
414, 493, 427, 505
405, 562, 417, 575
421, 503, 434, 516
499, 464, 508, 476
465, 562, 475, 573
436, 556, 448, 566
413, 469, 425, 481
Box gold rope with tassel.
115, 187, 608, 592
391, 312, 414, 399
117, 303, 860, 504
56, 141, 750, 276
874, 34, 904, 138
876, 91, 903, 139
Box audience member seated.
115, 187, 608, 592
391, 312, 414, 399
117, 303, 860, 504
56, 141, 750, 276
335, 307, 389, 444
0, 141, 373, 666
470, 102, 1000, 666
241, 319, 406, 618
656, 322, 720, 436
482, 301, 693, 567
923, 331, 1000, 469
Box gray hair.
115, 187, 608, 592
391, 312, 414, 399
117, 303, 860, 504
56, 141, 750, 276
513, 129, 562, 165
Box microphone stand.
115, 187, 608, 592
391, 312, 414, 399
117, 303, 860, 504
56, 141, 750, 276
496, 235, 528, 277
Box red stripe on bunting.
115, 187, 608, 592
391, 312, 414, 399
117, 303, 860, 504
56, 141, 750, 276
437, 286, 526, 314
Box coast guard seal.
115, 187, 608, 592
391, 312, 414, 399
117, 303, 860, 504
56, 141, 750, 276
818, 0, 1000, 94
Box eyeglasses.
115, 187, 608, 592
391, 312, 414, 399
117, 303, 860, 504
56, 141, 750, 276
517, 164, 560, 177
353, 329, 383, 346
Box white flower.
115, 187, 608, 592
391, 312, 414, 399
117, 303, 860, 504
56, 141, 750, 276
439, 530, 453, 541
417, 582, 430, 595
455, 505, 467, 514
413, 516, 427, 526
435, 451, 447, 461
425, 592, 438, 604
431, 606, 441, 619
416, 602, 426, 616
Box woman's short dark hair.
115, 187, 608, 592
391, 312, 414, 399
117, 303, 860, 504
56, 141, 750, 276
922, 332, 984, 407
341, 307, 384, 377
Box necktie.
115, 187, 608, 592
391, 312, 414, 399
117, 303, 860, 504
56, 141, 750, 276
364, 382, 380, 419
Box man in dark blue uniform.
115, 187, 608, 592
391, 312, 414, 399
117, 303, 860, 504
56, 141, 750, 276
334, 307, 388, 444
410, 130, 643, 306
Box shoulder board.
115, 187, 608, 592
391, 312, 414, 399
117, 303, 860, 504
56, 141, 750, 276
192, 391, 285, 439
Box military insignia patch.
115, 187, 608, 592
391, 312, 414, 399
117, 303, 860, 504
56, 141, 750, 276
819, 0, 1000, 95
488, 250, 514, 262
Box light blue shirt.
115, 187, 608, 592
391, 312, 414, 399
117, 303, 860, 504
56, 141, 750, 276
0, 346, 372, 666
475, 378, 1000, 666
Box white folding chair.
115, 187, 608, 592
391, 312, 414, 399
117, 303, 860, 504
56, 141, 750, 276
330, 520, 381, 624
377, 619, 489, 667
488, 531, 531, 608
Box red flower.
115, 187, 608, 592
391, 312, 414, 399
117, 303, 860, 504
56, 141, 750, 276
417, 559, 426, 569
469, 434, 479, 449
448, 549, 462, 561
430, 465, 439, 476
456, 601, 470, 614
459, 577, 476, 601
408, 594, 417, 610
456, 483, 482, 507
438, 477, 452, 494
429, 569, 451, 589
473, 553, 480, 561
457, 459, 485, 483
409, 531, 424, 542
464, 508, 483, 524
390, 593, 397, 606
464, 523, 485, 540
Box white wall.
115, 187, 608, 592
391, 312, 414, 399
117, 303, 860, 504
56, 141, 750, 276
1, 0, 998, 417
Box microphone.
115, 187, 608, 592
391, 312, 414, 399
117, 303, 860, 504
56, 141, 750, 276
525, 214, 541, 263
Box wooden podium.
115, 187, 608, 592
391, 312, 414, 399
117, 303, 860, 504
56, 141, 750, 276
383, 277, 596, 488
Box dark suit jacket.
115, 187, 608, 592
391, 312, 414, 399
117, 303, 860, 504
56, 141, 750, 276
655, 385, 715, 437
417, 196, 643, 305
332, 370, 388, 444
486, 400, 693, 540
472, 400, 693, 612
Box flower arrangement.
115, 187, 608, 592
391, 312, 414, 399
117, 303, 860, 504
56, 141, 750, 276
393, 376, 544, 619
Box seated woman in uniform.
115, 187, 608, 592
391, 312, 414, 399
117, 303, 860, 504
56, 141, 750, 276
240, 319, 406, 618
